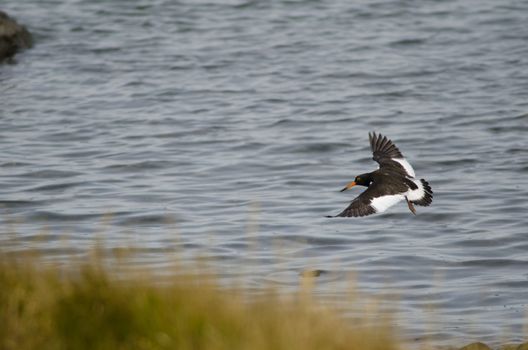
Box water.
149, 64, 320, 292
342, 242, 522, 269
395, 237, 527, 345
2, 0, 528, 346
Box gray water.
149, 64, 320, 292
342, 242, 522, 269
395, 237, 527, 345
2, 0, 528, 346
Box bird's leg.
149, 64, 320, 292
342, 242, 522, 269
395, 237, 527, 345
406, 197, 416, 215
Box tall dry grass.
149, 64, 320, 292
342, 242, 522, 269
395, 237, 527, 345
0, 250, 399, 350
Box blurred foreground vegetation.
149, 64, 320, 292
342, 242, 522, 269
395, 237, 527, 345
0, 250, 399, 350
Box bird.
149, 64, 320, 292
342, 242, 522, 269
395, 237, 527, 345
330, 132, 433, 217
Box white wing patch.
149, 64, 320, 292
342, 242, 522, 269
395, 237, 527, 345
370, 194, 405, 213
393, 158, 416, 178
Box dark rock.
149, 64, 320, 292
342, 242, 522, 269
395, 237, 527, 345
459, 342, 493, 350
300, 269, 324, 278
0, 10, 33, 62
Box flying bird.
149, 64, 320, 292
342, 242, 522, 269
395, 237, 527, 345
331, 132, 433, 217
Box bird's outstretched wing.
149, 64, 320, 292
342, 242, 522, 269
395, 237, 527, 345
369, 132, 415, 178
335, 181, 404, 217
335, 188, 376, 217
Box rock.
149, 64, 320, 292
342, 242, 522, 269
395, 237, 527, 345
0, 10, 33, 62
459, 342, 493, 350
300, 269, 324, 277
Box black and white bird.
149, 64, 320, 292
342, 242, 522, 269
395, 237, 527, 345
331, 132, 433, 217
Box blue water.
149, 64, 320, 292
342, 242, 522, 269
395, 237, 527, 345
2, 0, 528, 346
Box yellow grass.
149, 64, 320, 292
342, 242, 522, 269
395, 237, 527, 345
0, 250, 399, 350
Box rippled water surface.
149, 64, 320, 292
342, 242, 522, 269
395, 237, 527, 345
2, 0, 528, 346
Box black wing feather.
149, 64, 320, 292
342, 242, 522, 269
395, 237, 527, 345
369, 132, 403, 163
369, 132, 412, 176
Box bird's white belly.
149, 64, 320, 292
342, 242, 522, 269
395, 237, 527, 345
370, 194, 405, 213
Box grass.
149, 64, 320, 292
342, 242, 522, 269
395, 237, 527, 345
0, 250, 399, 350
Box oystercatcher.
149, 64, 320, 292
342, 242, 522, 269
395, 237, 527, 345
331, 132, 432, 217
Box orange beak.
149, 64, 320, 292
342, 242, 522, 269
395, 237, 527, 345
340, 181, 356, 192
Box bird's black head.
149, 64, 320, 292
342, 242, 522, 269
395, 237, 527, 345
340, 173, 372, 192
354, 173, 372, 186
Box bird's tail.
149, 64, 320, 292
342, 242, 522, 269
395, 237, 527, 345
412, 179, 433, 206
